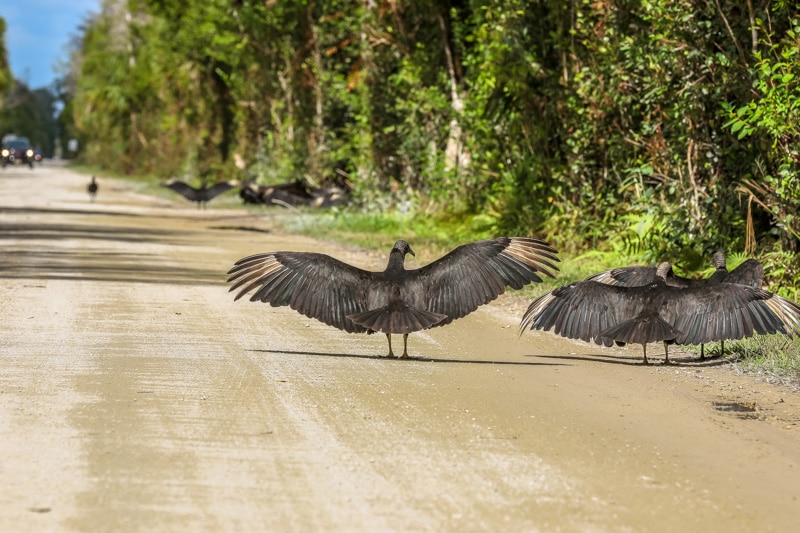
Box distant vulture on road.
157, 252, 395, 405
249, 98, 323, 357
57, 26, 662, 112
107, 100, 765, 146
520, 262, 800, 365
163, 179, 238, 208
87, 176, 98, 201
239, 179, 315, 207
587, 252, 765, 358
240, 179, 351, 208
228, 238, 560, 357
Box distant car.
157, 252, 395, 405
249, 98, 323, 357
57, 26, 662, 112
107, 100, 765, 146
1, 138, 35, 168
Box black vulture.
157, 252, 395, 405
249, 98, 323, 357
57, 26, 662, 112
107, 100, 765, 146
587, 252, 765, 358
163, 179, 238, 208
256, 180, 315, 207
520, 262, 800, 365
723, 258, 764, 287
228, 238, 560, 357
309, 184, 351, 208
237, 180, 312, 207
586, 251, 729, 287
239, 181, 263, 205
87, 176, 98, 201
239, 180, 349, 208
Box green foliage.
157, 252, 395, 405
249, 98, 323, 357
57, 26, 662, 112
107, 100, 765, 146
723, 15, 800, 249
64, 0, 800, 294
726, 334, 800, 385
282, 205, 499, 259
0, 17, 12, 99
0, 82, 59, 155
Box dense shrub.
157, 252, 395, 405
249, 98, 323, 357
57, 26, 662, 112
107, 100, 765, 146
62, 0, 800, 288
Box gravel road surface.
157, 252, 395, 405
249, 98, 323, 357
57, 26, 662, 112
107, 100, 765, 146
2, 164, 799, 532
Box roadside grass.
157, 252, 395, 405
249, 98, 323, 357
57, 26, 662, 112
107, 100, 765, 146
724, 336, 800, 388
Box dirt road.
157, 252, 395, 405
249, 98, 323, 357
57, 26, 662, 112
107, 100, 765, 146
1, 164, 799, 532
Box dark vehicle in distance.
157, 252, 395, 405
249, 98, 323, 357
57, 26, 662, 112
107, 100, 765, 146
2, 137, 35, 168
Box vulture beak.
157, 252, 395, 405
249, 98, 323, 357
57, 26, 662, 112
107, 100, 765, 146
408, 246, 415, 257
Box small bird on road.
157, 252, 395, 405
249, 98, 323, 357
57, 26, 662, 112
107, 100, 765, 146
87, 176, 98, 201
228, 238, 560, 357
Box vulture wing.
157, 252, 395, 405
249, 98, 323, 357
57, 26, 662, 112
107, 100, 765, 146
203, 181, 237, 202
409, 237, 560, 326
587, 265, 710, 288
586, 266, 656, 287
519, 281, 646, 345
227, 252, 373, 333
164, 180, 201, 202
724, 259, 764, 288
659, 284, 800, 345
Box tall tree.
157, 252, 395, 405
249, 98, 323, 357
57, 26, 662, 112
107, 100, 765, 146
66, 0, 800, 269
0, 17, 12, 103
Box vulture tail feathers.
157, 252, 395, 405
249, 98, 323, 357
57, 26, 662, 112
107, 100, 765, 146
597, 313, 681, 346
348, 305, 447, 335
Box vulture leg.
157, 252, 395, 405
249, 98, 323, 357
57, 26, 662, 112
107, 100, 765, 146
720, 340, 725, 357
700, 344, 705, 361
400, 334, 410, 359
641, 344, 649, 365
663, 342, 671, 365
386, 334, 395, 357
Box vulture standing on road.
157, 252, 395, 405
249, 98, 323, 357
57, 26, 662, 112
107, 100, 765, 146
163, 179, 238, 208
587, 252, 765, 358
87, 176, 98, 201
228, 238, 560, 357
520, 262, 800, 364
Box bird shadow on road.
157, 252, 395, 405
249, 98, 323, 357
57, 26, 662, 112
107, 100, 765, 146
254, 349, 568, 366
528, 352, 732, 367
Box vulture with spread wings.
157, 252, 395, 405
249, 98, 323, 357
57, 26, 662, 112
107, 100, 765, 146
228, 238, 560, 357
163, 179, 238, 208
520, 262, 800, 364
587, 251, 763, 289
586, 252, 765, 358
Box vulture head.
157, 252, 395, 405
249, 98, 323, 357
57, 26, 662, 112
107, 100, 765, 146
392, 240, 415, 258
385, 240, 415, 273
711, 251, 726, 269
655, 262, 672, 282
386, 240, 414, 268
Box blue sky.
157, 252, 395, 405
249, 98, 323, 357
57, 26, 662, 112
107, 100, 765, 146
4, 0, 100, 89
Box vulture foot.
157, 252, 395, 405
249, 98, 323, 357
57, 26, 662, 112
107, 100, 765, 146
385, 333, 411, 358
